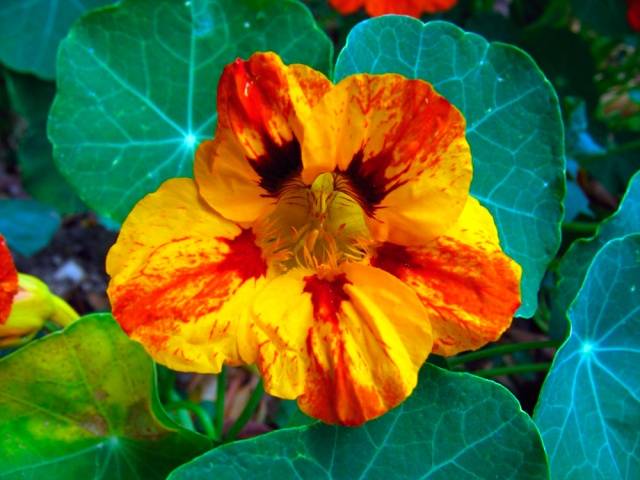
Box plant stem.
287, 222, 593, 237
168, 390, 195, 431
166, 401, 216, 439
224, 379, 264, 442
532, 314, 550, 334
562, 221, 598, 235
474, 362, 551, 378
448, 340, 560, 367
215, 367, 227, 441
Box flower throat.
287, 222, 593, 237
255, 172, 372, 273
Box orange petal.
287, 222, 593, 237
107, 178, 268, 373
0, 235, 17, 323
251, 263, 432, 426
372, 197, 521, 356
303, 73, 471, 246
329, 0, 364, 14
365, 0, 424, 16
329, 0, 456, 16
419, 0, 458, 14
195, 52, 332, 224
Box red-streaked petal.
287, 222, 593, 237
302, 73, 471, 246
0, 235, 17, 323
107, 178, 268, 372
372, 197, 521, 356
195, 52, 332, 224
251, 263, 432, 426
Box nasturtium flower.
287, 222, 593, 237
329, 0, 457, 17
107, 52, 521, 426
0, 234, 79, 346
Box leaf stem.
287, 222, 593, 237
474, 362, 551, 378
168, 390, 195, 431
447, 340, 560, 367
214, 367, 226, 441
562, 221, 598, 235
224, 379, 264, 442
166, 401, 216, 439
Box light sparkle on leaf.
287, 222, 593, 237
184, 133, 197, 148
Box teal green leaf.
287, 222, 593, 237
0, 199, 60, 256
273, 400, 316, 429
169, 365, 549, 480
0, 0, 115, 79
4, 70, 85, 214
551, 171, 640, 337
334, 18, 565, 318
49, 0, 332, 223
535, 234, 640, 479
571, 0, 631, 36
0, 314, 210, 479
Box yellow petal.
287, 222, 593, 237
195, 52, 332, 225
251, 263, 432, 426
372, 197, 521, 356
107, 178, 268, 373
302, 73, 472, 246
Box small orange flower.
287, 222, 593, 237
628, 0, 640, 31
0, 235, 18, 322
329, 0, 457, 17
107, 52, 521, 426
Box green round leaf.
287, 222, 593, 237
334, 18, 565, 318
49, 0, 333, 223
4, 70, 85, 214
552, 171, 640, 337
0, 0, 115, 79
0, 199, 60, 256
535, 234, 640, 479
169, 365, 549, 480
0, 314, 210, 479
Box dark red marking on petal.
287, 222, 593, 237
112, 229, 267, 335
344, 149, 411, 214
0, 235, 18, 323
224, 58, 302, 194
303, 273, 350, 325
249, 138, 302, 195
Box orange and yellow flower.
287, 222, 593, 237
107, 52, 521, 426
329, 0, 457, 17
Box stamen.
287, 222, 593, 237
254, 172, 372, 272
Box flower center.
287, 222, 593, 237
255, 172, 371, 273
